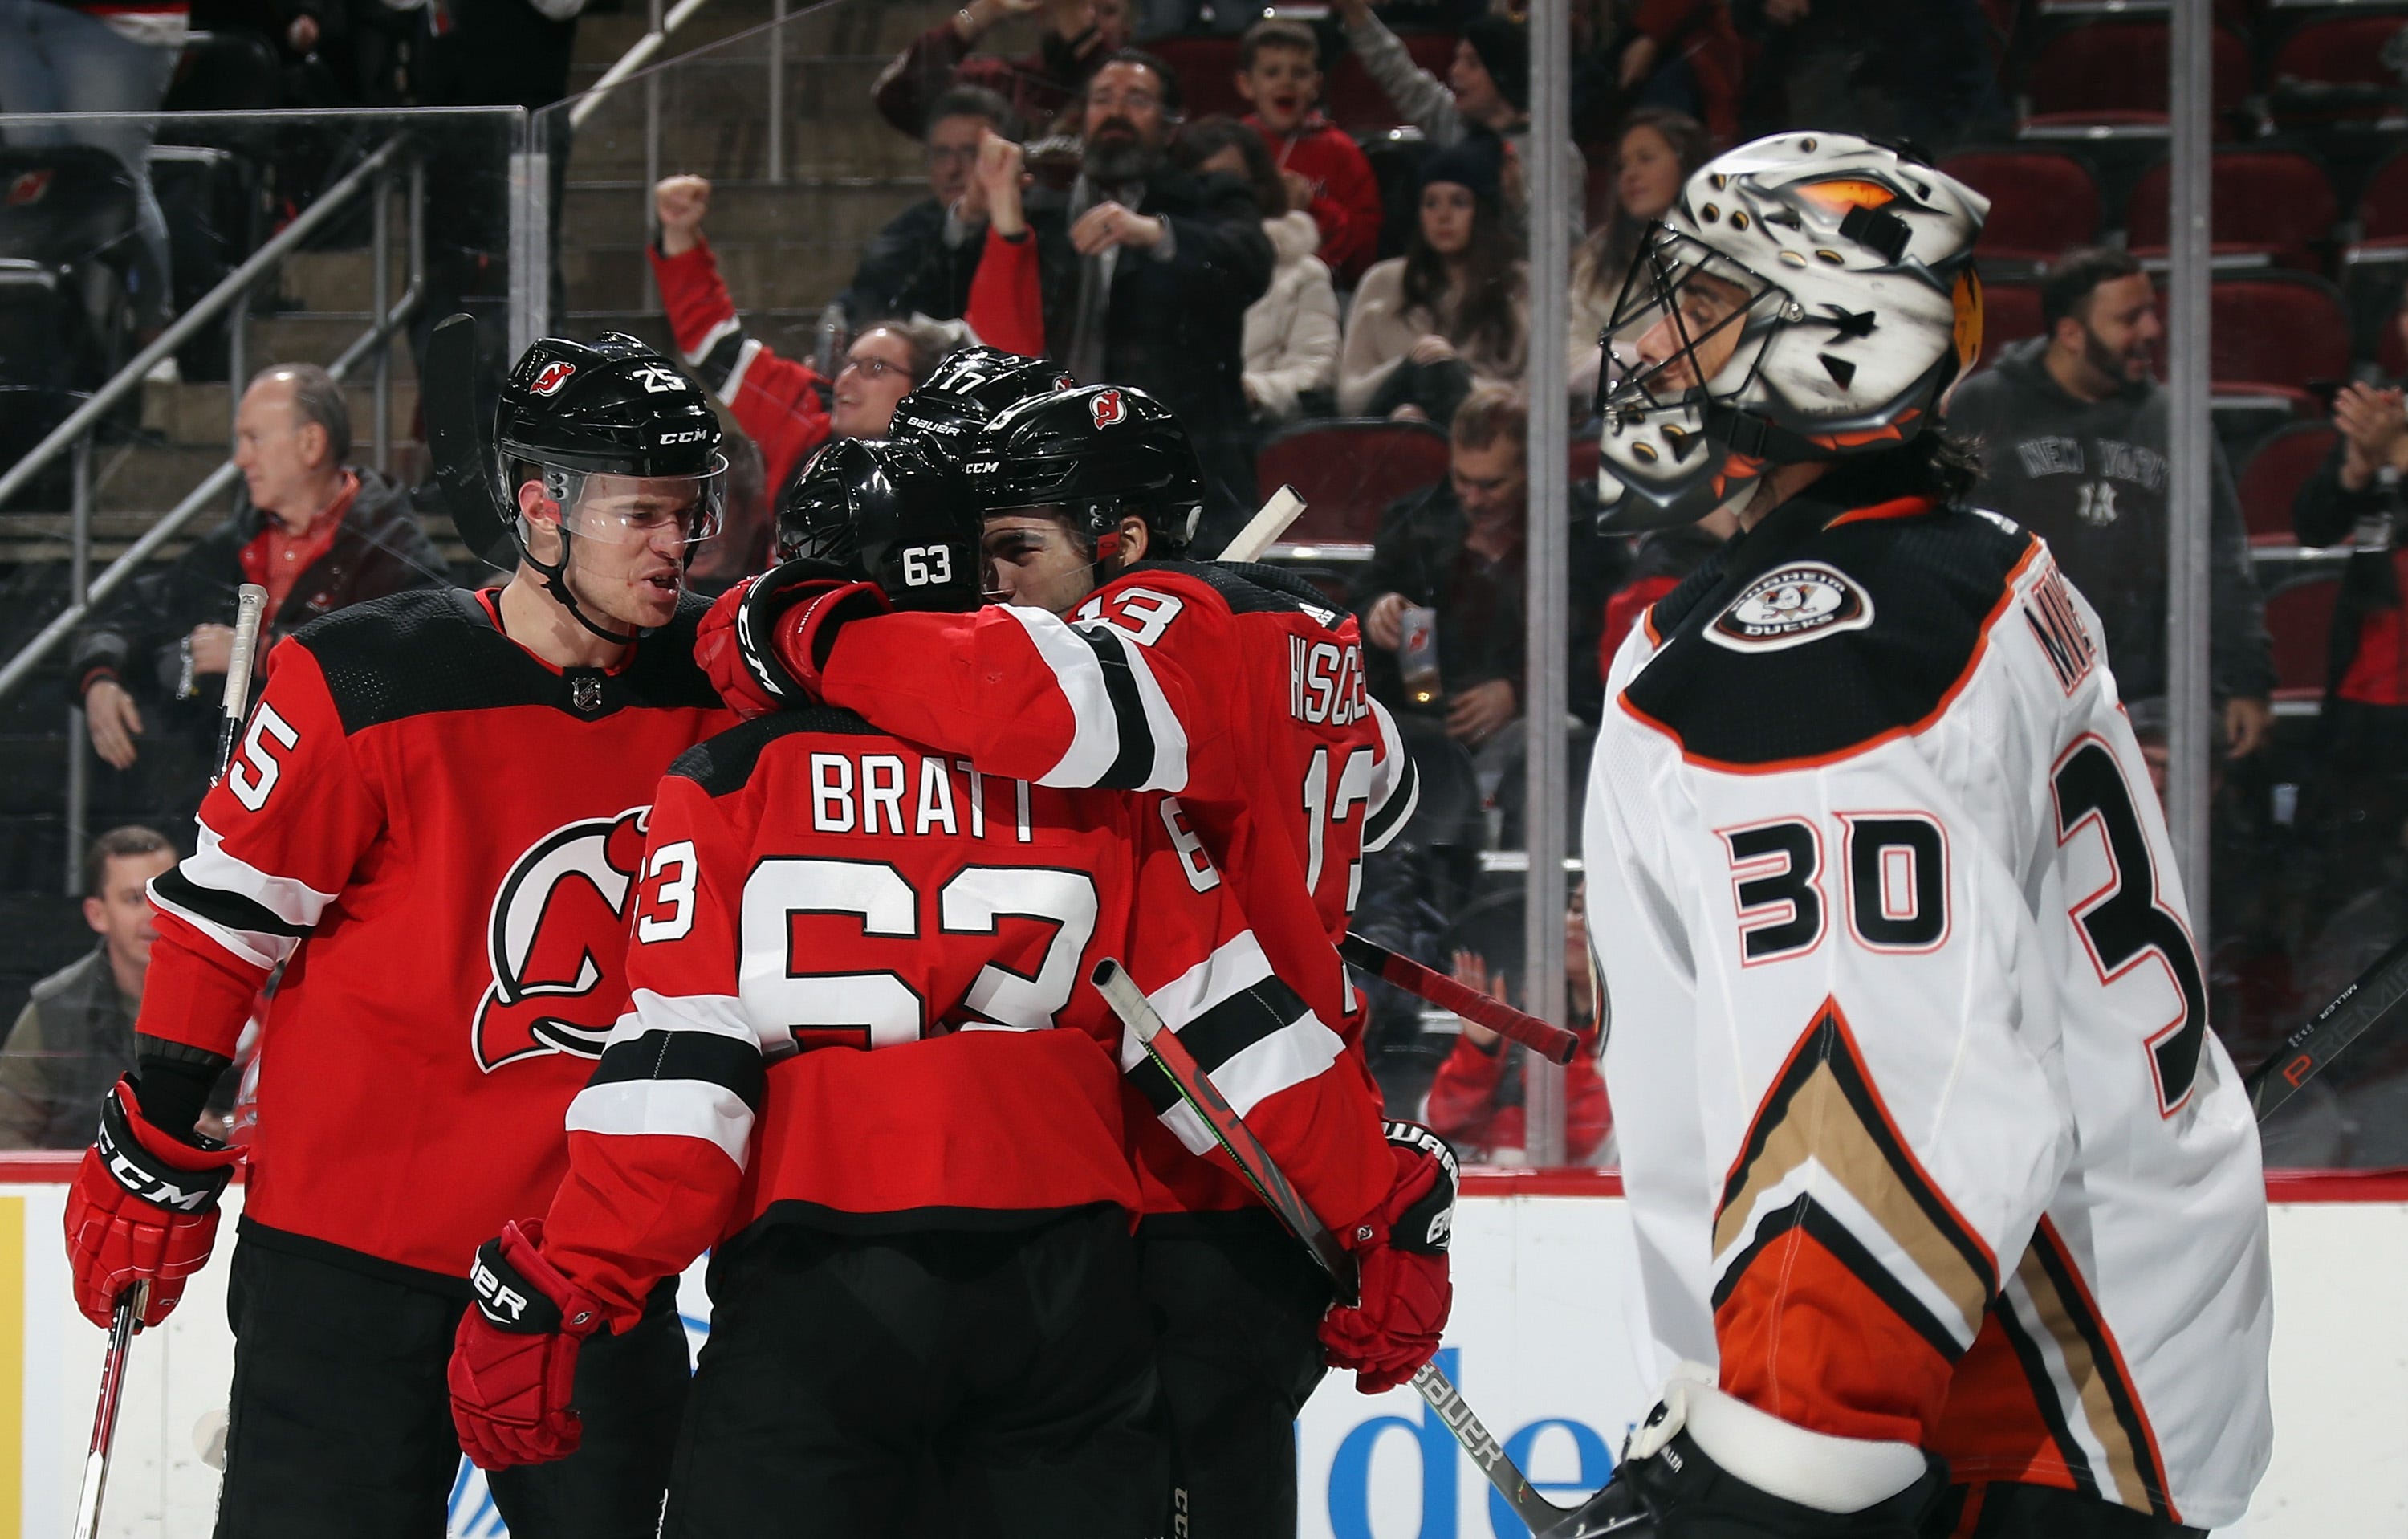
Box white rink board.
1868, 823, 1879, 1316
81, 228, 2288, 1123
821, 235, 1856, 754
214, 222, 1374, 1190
2, 1181, 2395, 1537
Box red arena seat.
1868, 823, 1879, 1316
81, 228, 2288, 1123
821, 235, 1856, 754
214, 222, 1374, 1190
1142, 35, 1246, 121
1938, 149, 2102, 268
2268, 14, 2408, 133
1256, 419, 1454, 548
2019, 21, 2252, 138
2206, 274, 2353, 416
1975, 279, 2045, 367
2238, 421, 2339, 546
2265, 574, 2340, 702
2125, 149, 2338, 273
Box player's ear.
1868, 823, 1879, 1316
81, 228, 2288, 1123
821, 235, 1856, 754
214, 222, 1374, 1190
1118, 515, 1149, 563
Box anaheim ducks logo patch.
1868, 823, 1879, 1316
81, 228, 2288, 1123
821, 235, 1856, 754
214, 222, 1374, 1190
1707, 562, 1873, 652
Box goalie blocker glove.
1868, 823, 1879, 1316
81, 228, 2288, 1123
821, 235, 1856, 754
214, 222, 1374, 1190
1320, 1122, 1457, 1394
63, 1076, 242, 1329
449, 1219, 611, 1469
1543, 1372, 1943, 1538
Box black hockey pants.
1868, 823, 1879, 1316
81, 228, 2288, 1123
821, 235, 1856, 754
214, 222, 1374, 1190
1137, 1211, 1336, 1539
661, 1204, 1169, 1538
213, 1228, 687, 1539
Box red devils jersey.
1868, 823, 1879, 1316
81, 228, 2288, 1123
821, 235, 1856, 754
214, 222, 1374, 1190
138, 588, 733, 1283
812, 561, 1416, 1223
536, 706, 1385, 1325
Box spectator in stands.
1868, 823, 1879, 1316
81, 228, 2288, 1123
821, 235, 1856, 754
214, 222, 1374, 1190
1731, 0, 2001, 153
2292, 356, 2408, 772
74, 365, 447, 819
1568, 0, 1740, 145
0, 0, 181, 332
1339, 136, 1527, 425
961, 51, 1274, 544
838, 86, 1023, 327
1232, 18, 1384, 286
652, 175, 952, 498
1950, 247, 2276, 756
1352, 387, 1609, 751
872, 0, 1130, 141
1177, 117, 1339, 431
1568, 107, 1708, 405
1329, 0, 1584, 250
1426, 887, 1608, 1165
0, 828, 191, 1148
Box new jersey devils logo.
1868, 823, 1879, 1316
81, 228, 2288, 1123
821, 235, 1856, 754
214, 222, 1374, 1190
1091, 389, 1125, 429
471, 807, 649, 1072
530, 360, 577, 397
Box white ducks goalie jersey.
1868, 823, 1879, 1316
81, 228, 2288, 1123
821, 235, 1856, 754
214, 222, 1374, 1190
1583, 491, 2272, 1527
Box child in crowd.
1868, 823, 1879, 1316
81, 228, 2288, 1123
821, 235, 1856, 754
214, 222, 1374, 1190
1235, 18, 1384, 286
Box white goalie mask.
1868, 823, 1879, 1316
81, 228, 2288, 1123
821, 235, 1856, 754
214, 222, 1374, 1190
1593, 132, 1989, 532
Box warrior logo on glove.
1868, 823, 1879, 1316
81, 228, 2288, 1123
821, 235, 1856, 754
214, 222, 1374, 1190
471, 808, 652, 1071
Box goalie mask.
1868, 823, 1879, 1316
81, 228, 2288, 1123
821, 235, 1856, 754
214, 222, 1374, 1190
778, 438, 983, 613
1593, 132, 1988, 532
493, 332, 727, 639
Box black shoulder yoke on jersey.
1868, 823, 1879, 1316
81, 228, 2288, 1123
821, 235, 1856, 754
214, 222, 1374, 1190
1123, 558, 1347, 628
296, 588, 724, 733
1622, 495, 2037, 769
670, 706, 887, 797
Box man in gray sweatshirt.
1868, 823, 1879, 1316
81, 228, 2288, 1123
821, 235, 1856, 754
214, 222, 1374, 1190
1949, 246, 2276, 756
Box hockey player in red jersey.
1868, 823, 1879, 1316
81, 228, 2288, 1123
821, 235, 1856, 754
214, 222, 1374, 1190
61, 331, 738, 1537
702, 381, 1449, 1537
446, 438, 1407, 1534
1562, 133, 2272, 1537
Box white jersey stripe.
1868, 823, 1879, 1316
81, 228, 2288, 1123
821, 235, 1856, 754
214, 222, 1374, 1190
185, 821, 339, 930
566, 1078, 753, 1169
1001, 605, 1128, 788
147, 882, 298, 971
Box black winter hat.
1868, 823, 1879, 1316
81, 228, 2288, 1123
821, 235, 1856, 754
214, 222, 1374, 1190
1462, 14, 1529, 115
1419, 133, 1505, 210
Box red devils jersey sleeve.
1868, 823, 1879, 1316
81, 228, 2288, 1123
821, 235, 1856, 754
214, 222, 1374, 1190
141, 639, 382, 1065
541, 769, 762, 1328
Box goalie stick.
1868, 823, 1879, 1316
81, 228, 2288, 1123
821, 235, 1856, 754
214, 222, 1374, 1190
1215, 484, 1306, 564
1090, 959, 1588, 1537
79, 577, 273, 1537
1340, 934, 1580, 1065
2245, 930, 2408, 1123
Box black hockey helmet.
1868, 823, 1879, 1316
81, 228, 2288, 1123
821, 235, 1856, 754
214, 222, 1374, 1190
486, 331, 726, 640
965, 383, 1202, 557
885, 344, 1074, 466
778, 438, 982, 612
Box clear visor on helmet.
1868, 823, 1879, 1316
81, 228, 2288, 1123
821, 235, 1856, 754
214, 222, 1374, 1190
1595, 229, 1783, 420
978, 506, 1087, 604
530, 461, 729, 548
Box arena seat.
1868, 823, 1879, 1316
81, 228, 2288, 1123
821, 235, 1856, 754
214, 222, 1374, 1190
2265, 573, 2340, 702
2204, 274, 2353, 417
2340, 148, 2408, 353
1938, 149, 2102, 270
1324, 31, 1458, 135
1975, 279, 2044, 368
2238, 421, 2339, 547
1143, 35, 1246, 121
1256, 418, 1453, 551
2018, 20, 2254, 139
2268, 14, 2408, 134
2125, 149, 2338, 273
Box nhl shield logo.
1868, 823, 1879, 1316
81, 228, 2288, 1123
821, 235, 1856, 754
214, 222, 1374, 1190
1091, 389, 1125, 430
1707, 562, 1873, 653
531, 360, 576, 397
470, 807, 649, 1071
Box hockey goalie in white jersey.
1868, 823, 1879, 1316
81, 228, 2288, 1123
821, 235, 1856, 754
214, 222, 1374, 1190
1571, 133, 2272, 1538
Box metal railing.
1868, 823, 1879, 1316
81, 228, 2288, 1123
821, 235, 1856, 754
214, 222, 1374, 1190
0, 134, 429, 889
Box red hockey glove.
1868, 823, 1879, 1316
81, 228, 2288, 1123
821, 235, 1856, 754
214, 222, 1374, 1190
64, 1077, 242, 1329
1320, 1122, 1458, 1394
449, 1219, 610, 1469
693, 561, 890, 718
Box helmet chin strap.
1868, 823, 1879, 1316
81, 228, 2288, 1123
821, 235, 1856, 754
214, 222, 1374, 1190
525, 522, 648, 645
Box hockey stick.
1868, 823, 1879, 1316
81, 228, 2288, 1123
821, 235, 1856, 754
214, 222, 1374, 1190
425, 312, 515, 564
209, 584, 269, 788
71, 1279, 148, 1539
1216, 484, 1307, 564
1091, 959, 1574, 1536
1341, 934, 1581, 1065
2245, 930, 2408, 1123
